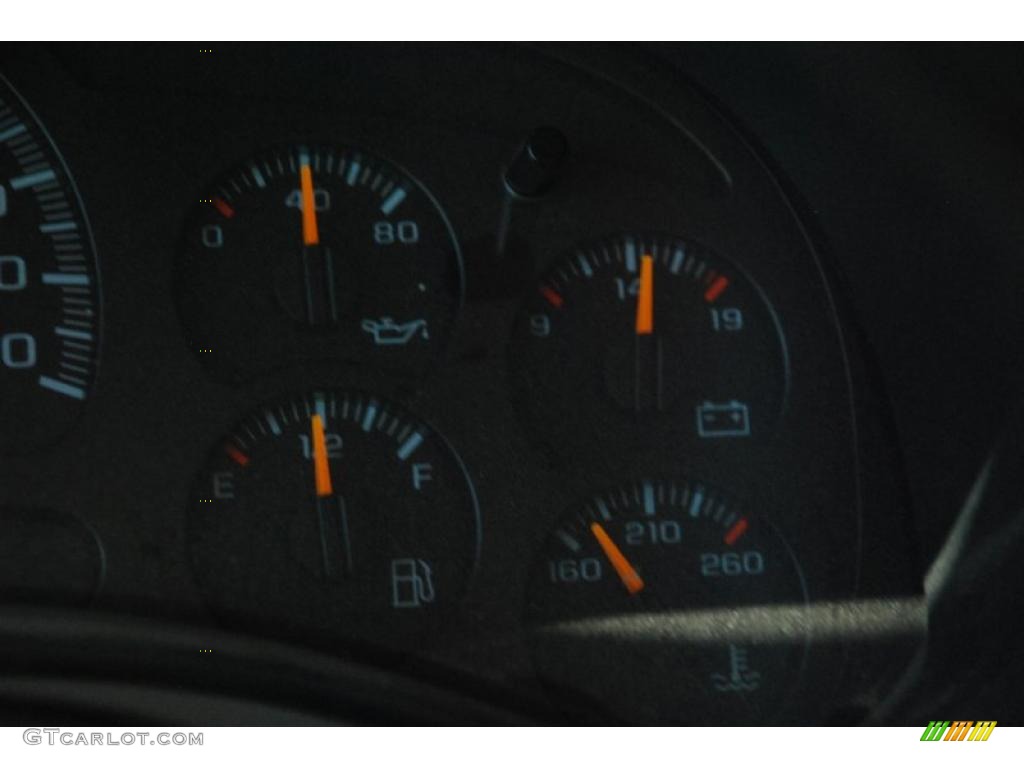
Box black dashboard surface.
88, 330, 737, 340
0, 42, 1020, 725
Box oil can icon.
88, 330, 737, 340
390, 558, 436, 609
361, 317, 429, 346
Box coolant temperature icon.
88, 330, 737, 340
710, 644, 762, 692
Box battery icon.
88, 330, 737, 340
696, 400, 751, 438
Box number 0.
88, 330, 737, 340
201, 225, 223, 248
0, 256, 27, 291
1, 333, 37, 369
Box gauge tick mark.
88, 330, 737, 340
704, 275, 729, 303
397, 431, 424, 461
724, 517, 749, 545
38, 375, 85, 400
0, 123, 27, 143
540, 285, 564, 309
380, 187, 407, 215
9, 168, 56, 190
224, 444, 250, 466
212, 197, 235, 218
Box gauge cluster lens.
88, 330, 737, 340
0, 77, 100, 451
176, 145, 463, 380
527, 479, 807, 724
0, 43, 908, 725
188, 389, 481, 649
510, 235, 787, 460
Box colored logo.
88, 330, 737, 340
920, 721, 997, 741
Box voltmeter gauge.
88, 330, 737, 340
188, 390, 481, 650
509, 234, 787, 461
527, 479, 808, 724
176, 145, 463, 381
0, 76, 101, 451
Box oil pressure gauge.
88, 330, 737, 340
509, 234, 787, 462
176, 145, 463, 381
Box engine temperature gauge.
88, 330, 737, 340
527, 479, 808, 724
177, 145, 463, 380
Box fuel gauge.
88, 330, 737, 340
188, 390, 481, 650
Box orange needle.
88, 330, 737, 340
635, 254, 654, 335
311, 414, 333, 497
299, 161, 320, 246
590, 522, 645, 595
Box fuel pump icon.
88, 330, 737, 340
390, 558, 436, 608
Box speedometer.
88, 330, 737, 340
0, 76, 101, 451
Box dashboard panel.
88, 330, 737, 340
0, 42, 959, 725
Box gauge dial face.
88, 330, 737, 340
189, 390, 480, 650
0, 77, 101, 451
510, 235, 786, 461
177, 145, 462, 380
527, 479, 807, 724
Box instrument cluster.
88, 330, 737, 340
0, 43, 922, 724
